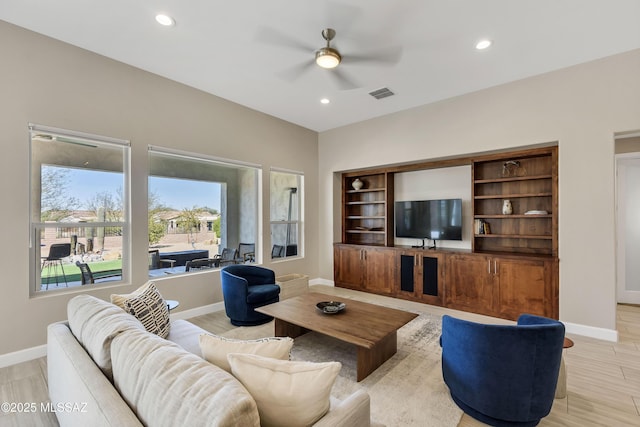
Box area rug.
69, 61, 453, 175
221, 313, 462, 427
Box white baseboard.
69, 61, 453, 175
0, 344, 47, 369
310, 277, 334, 286
564, 321, 618, 342
170, 301, 225, 320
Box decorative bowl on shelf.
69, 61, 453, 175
524, 210, 548, 215
316, 301, 346, 314
351, 178, 363, 190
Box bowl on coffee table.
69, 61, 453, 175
316, 301, 346, 314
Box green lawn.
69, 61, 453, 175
42, 259, 123, 283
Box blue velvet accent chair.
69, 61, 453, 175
220, 265, 281, 326
440, 314, 565, 427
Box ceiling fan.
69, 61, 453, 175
315, 28, 342, 69
258, 26, 402, 90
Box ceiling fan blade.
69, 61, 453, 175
255, 27, 316, 53
327, 68, 360, 91
276, 59, 316, 82
343, 45, 403, 66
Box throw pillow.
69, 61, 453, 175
111, 282, 170, 338
227, 353, 341, 427
199, 333, 294, 373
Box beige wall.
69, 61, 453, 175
0, 21, 318, 356
319, 48, 640, 335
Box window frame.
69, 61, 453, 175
147, 145, 262, 275
29, 124, 131, 296
269, 167, 304, 261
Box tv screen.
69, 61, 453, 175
395, 199, 462, 241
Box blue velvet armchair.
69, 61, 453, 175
441, 314, 565, 427
220, 265, 280, 326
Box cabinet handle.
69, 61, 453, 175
494, 260, 497, 275
488, 259, 491, 274
414, 256, 417, 267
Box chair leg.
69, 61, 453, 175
42, 261, 51, 290
41, 260, 69, 290
58, 260, 68, 287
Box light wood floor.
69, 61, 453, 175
1, 285, 638, 426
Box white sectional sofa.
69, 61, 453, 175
47, 294, 374, 427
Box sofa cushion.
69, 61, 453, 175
67, 294, 144, 381
111, 281, 170, 338
111, 328, 260, 427
199, 333, 293, 372
167, 319, 209, 356
227, 353, 341, 427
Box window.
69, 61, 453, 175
148, 147, 260, 276
29, 124, 130, 294
270, 169, 303, 259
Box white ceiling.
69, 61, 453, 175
2, 1, 640, 132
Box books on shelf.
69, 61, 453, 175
474, 219, 491, 235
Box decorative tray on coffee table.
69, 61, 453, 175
316, 301, 346, 314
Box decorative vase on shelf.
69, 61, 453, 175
502, 199, 513, 215
352, 178, 363, 191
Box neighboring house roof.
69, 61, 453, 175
154, 210, 220, 222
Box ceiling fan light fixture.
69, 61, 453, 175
316, 47, 341, 69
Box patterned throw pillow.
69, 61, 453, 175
111, 282, 170, 338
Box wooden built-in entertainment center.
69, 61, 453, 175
334, 145, 559, 320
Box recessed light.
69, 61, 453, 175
320, 98, 330, 104
475, 39, 492, 50
155, 14, 175, 26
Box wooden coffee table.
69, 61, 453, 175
256, 292, 418, 381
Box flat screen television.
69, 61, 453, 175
395, 199, 463, 245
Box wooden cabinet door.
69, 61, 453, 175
418, 254, 443, 306
363, 247, 395, 295
494, 257, 554, 320
397, 251, 418, 297
446, 254, 495, 315
333, 245, 364, 289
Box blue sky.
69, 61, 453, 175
63, 168, 221, 211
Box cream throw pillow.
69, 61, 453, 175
227, 353, 341, 427
199, 334, 293, 373
110, 281, 170, 338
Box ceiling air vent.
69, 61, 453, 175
369, 87, 394, 100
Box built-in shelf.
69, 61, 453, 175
346, 200, 386, 205
336, 145, 559, 322
474, 192, 552, 199
475, 214, 552, 219
472, 147, 558, 256
346, 187, 386, 193
342, 172, 394, 246
474, 234, 553, 240
474, 174, 553, 184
